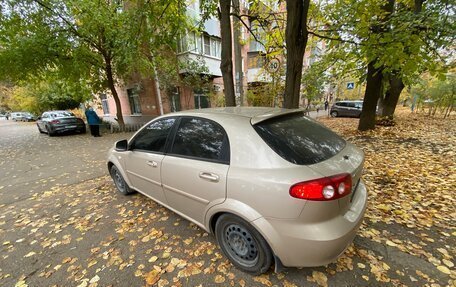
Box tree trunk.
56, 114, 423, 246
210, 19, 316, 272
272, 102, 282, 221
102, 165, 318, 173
358, 62, 383, 131
283, 0, 310, 109
104, 56, 124, 126
380, 0, 423, 118
379, 73, 405, 118
219, 0, 236, 107
232, 0, 244, 106
358, 0, 394, 130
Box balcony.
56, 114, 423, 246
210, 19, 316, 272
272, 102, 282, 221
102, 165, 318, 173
178, 52, 222, 77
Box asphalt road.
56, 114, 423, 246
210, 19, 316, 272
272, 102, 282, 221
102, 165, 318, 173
0, 118, 452, 287
0, 119, 133, 205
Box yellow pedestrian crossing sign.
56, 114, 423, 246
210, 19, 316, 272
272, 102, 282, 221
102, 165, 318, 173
347, 82, 355, 89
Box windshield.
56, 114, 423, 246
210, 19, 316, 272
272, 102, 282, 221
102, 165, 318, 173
50, 111, 75, 118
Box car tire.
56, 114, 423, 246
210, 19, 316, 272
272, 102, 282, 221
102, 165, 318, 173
46, 126, 55, 137
110, 165, 135, 195
330, 111, 338, 117
215, 214, 273, 275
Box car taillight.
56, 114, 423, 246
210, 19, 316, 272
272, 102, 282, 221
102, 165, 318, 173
50, 120, 60, 124
290, 173, 352, 201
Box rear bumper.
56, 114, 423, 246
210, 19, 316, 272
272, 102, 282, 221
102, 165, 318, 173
51, 123, 86, 133
253, 180, 367, 267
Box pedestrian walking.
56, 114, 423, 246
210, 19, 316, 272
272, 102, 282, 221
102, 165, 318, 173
85, 107, 101, 137
324, 100, 329, 111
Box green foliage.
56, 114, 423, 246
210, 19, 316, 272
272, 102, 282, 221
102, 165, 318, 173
317, 0, 454, 86
0, 0, 192, 114
411, 72, 456, 115
301, 60, 328, 104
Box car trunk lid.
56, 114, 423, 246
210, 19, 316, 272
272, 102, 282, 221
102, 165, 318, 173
307, 143, 364, 214
55, 117, 79, 124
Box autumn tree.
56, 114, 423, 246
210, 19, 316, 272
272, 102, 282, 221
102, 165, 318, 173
283, 0, 311, 109
218, 0, 236, 107
317, 0, 454, 130
0, 0, 190, 125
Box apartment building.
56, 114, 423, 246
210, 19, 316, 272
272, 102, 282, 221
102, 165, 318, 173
96, 0, 325, 124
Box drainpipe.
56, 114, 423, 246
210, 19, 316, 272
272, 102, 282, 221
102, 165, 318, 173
154, 65, 164, 116
151, 54, 164, 116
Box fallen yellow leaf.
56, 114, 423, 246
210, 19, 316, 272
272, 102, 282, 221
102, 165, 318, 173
437, 265, 451, 275
145, 270, 161, 285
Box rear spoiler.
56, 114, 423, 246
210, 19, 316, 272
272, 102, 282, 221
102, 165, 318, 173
250, 109, 307, 125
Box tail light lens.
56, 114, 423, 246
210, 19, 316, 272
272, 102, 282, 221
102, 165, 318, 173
50, 120, 60, 124
290, 173, 352, 201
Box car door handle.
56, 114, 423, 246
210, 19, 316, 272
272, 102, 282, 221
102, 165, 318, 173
147, 160, 158, 168
199, 172, 220, 182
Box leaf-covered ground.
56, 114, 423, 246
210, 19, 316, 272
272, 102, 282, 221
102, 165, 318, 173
0, 108, 454, 287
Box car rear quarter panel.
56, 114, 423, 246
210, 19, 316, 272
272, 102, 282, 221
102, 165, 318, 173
202, 114, 328, 220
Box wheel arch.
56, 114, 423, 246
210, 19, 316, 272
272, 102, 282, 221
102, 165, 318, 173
206, 199, 264, 234
207, 203, 283, 272
107, 153, 133, 188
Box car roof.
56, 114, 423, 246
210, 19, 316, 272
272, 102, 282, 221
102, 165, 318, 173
169, 107, 304, 125
45, 110, 71, 113
336, 100, 363, 103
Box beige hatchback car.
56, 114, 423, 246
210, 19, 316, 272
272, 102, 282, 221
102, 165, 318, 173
107, 107, 367, 274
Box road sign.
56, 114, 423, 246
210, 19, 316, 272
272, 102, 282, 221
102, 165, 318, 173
266, 58, 280, 73
347, 82, 355, 90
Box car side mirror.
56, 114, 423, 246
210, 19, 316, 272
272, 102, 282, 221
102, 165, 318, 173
115, 139, 128, 151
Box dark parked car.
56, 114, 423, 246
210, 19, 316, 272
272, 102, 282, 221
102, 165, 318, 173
330, 101, 363, 118
36, 110, 86, 136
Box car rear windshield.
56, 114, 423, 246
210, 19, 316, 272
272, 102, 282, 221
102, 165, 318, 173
253, 113, 346, 165
51, 111, 74, 118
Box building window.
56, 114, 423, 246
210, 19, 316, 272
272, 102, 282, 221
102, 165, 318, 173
178, 32, 221, 59
211, 38, 221, 58
100, 94, 109, 115
127, 88, 141, 114
248, 53, 265, 69
203, 35, 211, 56
194, 88, 209, 109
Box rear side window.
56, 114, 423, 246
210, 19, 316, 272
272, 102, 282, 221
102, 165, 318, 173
254, 113, 346, 165
170, 117, 229, 163
131, 118, 176, 152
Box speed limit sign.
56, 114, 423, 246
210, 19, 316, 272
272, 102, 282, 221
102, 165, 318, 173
266, 58, 280, 73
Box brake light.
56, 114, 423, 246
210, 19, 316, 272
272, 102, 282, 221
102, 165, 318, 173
50, 120, 60, 124
290, 173, 352, 201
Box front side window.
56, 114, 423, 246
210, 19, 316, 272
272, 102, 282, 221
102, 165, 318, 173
171, 117, 229, 163
131, 118, 176, 152
254, 113, 346, 165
